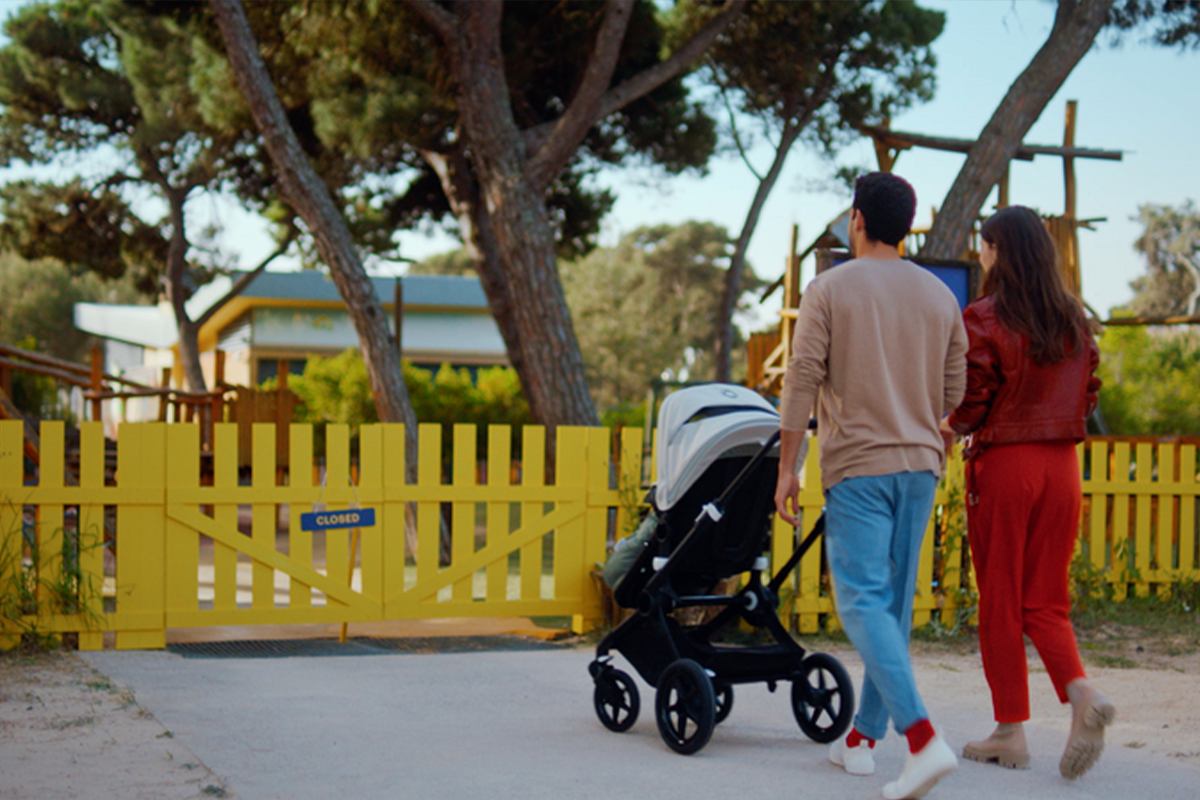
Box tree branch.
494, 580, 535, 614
597, 0, 745, 120
521, 0, 746, 170
402, 0, 458, 45
1177, 252, 1200, 316
920, 0, 1115, 259
194, 221, 299, 330
525, 0, 635, 191
716, 70, 762, 181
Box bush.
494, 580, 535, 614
1097, 325, 1200, 435
268, 349, 534, 457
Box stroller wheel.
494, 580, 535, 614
655, 659, 716, 755
791, 652, 854, 744
714, 684, 734, 724
593, 667, 640, 732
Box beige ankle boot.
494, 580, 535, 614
962, 723, 1031, 769
1060, 679, 1116, 779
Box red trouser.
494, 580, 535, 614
967, 441, 1087, 723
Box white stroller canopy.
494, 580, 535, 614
653, 384, 781, 511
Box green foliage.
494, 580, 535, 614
0, 0, 291, 296
696, 0, 943, 154
184, 1, 718, 263
1108, 0, 1200, 50
0, 252, 141, 364
1070, 549, 1200, 656
278, 349, 380, 427
0, 181, 166, 291
273, 349, 533, 454
1095, 325, 1200, 435
1125, 201, 1200, 318
8, 336, 59, 420
0, 503, 103, 652
562, 221, 763, 410
407, 249, 477, 278
601, 403, 648, 431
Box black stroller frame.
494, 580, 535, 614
589, 427, 855, 755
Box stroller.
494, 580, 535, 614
588, 384, 854, 755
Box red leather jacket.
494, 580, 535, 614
946, 295, 1100, 452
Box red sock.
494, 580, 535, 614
846, 728, 875, 749
905, 719, 936, 754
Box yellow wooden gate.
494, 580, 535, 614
0, 421, 644, 650
2, 420, 1197, 651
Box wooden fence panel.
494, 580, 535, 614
1181, 446, 1197, 574
789, 440, 828, 634
520, 426, 546, 604
76, 422, 105, 651
380, 423, 409, 615
115, 424, 166, 649
358, 423, 384, 607
6, 426, 1200, 651
211, 423, 239, 613
1157, 444, 1178, 576
165, 425, 200, 623
485, 425, 512, 604
451, 424, 475, 604
0, 421, 25, 650
416, 424, 441, 600
287, 424, 313, 612
321, 424, 351, 611
35, 422, 64, 619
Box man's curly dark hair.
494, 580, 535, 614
852, 172, 916, 247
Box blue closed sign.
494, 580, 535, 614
300, 508, 376, 531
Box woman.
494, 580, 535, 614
941, 205, 1114, 779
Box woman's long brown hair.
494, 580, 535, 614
979, 206, 1090, 365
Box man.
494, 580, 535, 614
774, 172, 967, 799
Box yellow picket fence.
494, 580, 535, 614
1, 421, 1197, 651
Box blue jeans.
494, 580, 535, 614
825, 471, 938, 741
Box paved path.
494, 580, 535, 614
82, 644, 1198, 800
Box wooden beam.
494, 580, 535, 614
1103, 314, 1200, 326
860, 125, 1122, 162
1063, 100, 1078, 220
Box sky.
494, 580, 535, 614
3, 0, 1198, 331
583, 0, 1200, 328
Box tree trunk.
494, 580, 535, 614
714, 118, 803, 383
404, 0, 746, 429
420, 146, 539, 421
449, 2, 599, 429
920, 0, 1115, 260
209, 0, 419, 437
161, 186, 208, 392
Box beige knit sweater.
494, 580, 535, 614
779, 256, 968, 490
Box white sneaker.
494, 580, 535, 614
882, 734, 957, 799
829, 733, 876, 776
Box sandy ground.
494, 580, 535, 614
1, 636, 1198, 800
0, 649, 235, 799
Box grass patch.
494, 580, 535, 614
48, 715, 95, 730
1088, 654, 1140, 669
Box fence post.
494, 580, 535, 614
114, 423, 167, 649
791, 442, 826, 634
89, 346, 104, 425
0, 420, 24, 649
575, 427, 612, 634
357, 423, 385, 610
380, 423, 407, 617
554, 426, 589, 634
